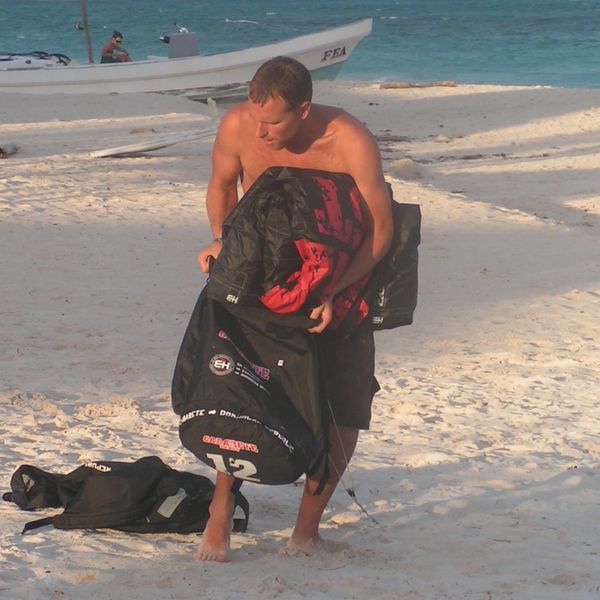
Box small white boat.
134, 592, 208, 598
0, 51, 76, 69
0, 19, 372, 98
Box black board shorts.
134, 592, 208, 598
316, 327, 380, 430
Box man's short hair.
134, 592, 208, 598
112, 30, 123, 40
249, 56, 313, 109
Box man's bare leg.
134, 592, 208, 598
196, 471, 236, 562
287, 424, 359, 555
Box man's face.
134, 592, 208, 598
248, 96, 310, 151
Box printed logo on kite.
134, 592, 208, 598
209, 354, 236, 376
202, 435, 259, 454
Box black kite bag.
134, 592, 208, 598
172, 289, 325, 486
4, 456, 250, 535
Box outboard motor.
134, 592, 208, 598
159, 24, 199, 58
166, 32, 199, 58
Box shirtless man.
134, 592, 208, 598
195, 56, 393, 562
100, 31, 131, 63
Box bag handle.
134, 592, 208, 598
21, 516, 54, 535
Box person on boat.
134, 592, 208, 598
100, 31, 131, 63
194, 56, 392, 562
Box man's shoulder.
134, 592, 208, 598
312, 105, 374, 157
314, 104, 369, 133
217, 103, 247, 140
223, 101, 248, 121
218, 102, 249, 135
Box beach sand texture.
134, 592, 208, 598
1, 82, 600, 599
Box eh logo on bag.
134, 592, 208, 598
209, 354, 236, 376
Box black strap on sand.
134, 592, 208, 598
22, 507, 251, 536
21, 516, 54, 535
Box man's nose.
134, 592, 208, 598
256, 123, 268, 138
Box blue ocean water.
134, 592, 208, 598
3, 0, 600, 88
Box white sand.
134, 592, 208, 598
1, 82, 599, 600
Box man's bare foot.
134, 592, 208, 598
284, 531, 323, 556
196, 496, 234, 563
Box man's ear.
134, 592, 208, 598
298, 101, 311, 120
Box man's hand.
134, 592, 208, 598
197, 239, 223, 273
308, 297, 334, 333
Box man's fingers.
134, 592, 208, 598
206, 255, 215, 274
197, 252, 213, 274
197, 241, 222, 274
309, 305, 324, 320
307, 301, 334, 333
197, 253, 208, 273
308, 321, 326, 334
307, 305, 323, 333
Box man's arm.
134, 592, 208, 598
309, 118, 393, 332
197, 107, 244, 273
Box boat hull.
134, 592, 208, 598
0, 19, 372, 96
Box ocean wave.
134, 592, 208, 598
224, 19, 260, 25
